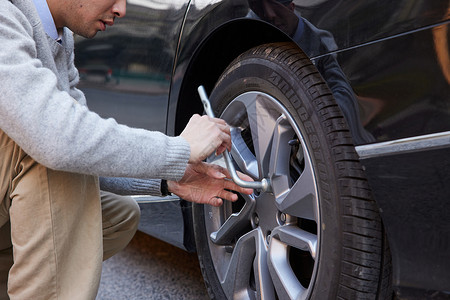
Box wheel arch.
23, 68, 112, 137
174, 18, 292, 135
173, 18, 293, 252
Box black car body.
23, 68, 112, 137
74, 0, 450, 299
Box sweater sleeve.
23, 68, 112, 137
0, 3, 190, 181
99, 177, 165, 197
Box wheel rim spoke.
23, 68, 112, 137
230, 128, 259, 179
275, 157, 318, 220
253, 229, 276, 299
268, 115, 295, 197
210, 194, 256, 245
238, 93, 280, 177
221, 229, 261, 300
272, 225, 317, 259
268, 234, 308, 300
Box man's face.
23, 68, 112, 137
50, 0, 126, 38
249, 0, 298, 37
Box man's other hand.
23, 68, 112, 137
167, 162, 254, 206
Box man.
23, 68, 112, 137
0, 0, 253, 299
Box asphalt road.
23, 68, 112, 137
96, 231, 209, 300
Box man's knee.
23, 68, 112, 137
116, 194, 140, 232
101, 191, 141, 260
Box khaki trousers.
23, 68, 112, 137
0, 130, 140, 299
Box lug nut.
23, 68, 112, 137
288, 139, 299, 146
253, 214, 259, 226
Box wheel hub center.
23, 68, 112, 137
253, 192, 279, 240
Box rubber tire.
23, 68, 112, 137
193, 42, 392, 299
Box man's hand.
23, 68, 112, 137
167, 162, 254, 207
180, 114, 231, 164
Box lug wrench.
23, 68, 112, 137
197, 85, 271, 192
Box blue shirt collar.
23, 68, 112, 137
32, 0, 62, 42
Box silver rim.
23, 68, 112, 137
205, 92, 321, 300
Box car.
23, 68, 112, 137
74, 0, 450, 299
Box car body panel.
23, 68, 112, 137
296, 1, 449, 55
74, 0, 450, 297
75, 1, 190, 132
336, 24, 450, 143
134, 195, 195, 251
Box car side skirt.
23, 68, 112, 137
356, 131, 450, 296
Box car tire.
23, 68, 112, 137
193, 42, 391, 300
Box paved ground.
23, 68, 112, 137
96, 231, 209, 300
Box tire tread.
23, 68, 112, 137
243, 42, 391, 299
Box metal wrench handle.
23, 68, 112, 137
197, 85, 270, 192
